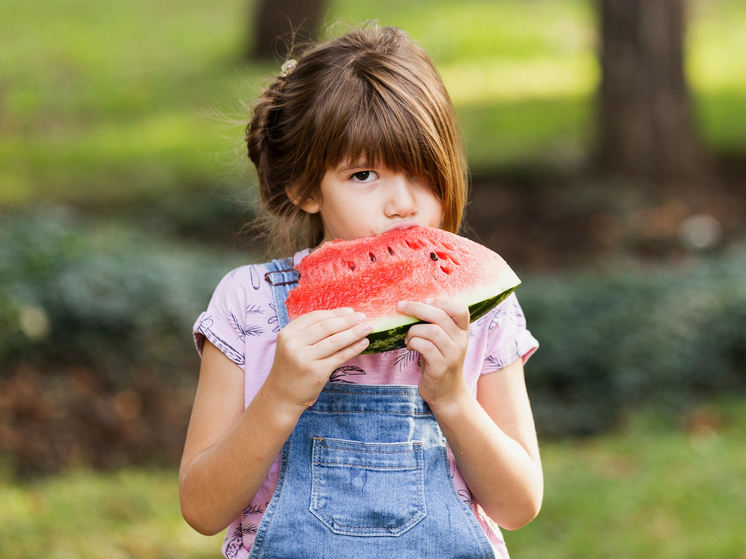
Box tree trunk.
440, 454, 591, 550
250, 0, 327, 61
599, 0, 706, 180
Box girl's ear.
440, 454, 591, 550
285, 184, 320, 214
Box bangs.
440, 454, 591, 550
315, 70, 447, 197
249, 25, 468, 256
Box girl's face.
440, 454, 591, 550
300, 161, 444, 243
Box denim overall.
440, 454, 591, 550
253, 259, 497, 559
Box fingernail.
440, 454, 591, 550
424, 298, 435, 304
397, 301, 407, 310
341, 308, 354, 315
359, 321, 372, 333
354, 312, 366, 322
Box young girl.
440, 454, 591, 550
180, 25, 542, 559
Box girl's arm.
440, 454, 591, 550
399, 299, 543, 530
435, 359, 543, 530
179, 308, 372, 535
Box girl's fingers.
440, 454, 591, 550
288, 307, 356, 332
433, 298, 471, 331
310, 320, 373, 360
406, 336, 443, 365
397, 299, 470, 337
298, 311, 368, 346
406, 322, 450, 353
327, 337, 370, 367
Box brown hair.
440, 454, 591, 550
246, 24, 468, 258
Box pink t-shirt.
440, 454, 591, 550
193, 249, 539, 559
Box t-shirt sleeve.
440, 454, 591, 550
193, 266, 258, 368
480, 292, 539, 374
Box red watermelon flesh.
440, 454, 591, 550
285, 226, 521, 353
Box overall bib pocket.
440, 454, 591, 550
310, 436, 427, 536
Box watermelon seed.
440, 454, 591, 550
430, 252, 439, 261
369, 253, 376, 262
347, 261, 356, 272
387, 247, 394, 255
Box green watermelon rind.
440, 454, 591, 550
361, 284, 519, 354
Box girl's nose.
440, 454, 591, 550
384, 174, 417, 218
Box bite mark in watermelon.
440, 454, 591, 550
285, 226, 521, 354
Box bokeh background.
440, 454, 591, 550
1, 0, 745, 557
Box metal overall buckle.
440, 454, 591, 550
264, 269, 300, 286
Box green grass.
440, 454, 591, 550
0, 0, 744, 207
2, 397, 745, 558
504, 397, 746, 559
0, 468, 223, 559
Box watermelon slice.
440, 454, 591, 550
285, 226, 521, 354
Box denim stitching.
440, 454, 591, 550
317, 446, 420, 454
314, 506, 425, 533
308, 410, 433, 416
310, 440, 426, 535
250, 437, 291, 559
321, 389, 420, 396
313, 462, 418, 470
437, 434, 495, 558
309, 438, 320, 534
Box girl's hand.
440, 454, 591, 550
264, 308, 371, 414
397, 299, 471, 408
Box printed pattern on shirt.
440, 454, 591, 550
229, 311, 265, 340
484, 339, 521, 372
329, 365, 367, 383
393, 349, 419, 370
196, 316, 245, 366
267, 303, 280, 333
224, 526, 243, 559
244, 503, 265, 515
250, 265, 261, 290
458, 487, 474, 508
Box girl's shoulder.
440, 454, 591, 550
210, 249, 311, 305
193, 250, 312, 359
193, 263, 277, 365
471, 292, 527, 334
471, 292, 539, 373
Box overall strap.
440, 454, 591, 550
263, 258, 299, 330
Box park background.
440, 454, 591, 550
1, 0, 745, 556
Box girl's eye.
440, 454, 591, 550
351, 170, 378, 183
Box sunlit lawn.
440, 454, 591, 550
0, 467, 223, 559
504, 397, 746, 559
1, 397, 744, 558
1, 0, 744, 207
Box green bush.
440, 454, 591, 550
520, 252, 746, 436
0, 209, 243, 387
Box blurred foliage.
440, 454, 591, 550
521, 250, 746, 436
1, 0, 744, 208
0, 210, 250, 474
0, 209, 242, 387
1, 397, 744, 558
